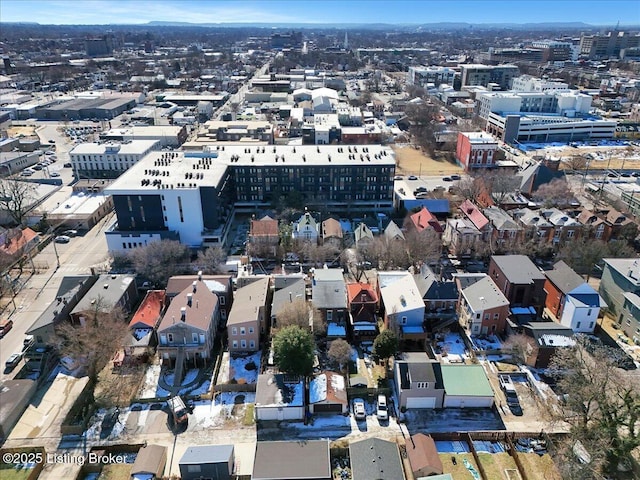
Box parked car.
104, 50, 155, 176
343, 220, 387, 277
443, 176, 452, 182
63, 163, 72, 168
54, 235, 71, 243
48, 139, 56, 144
23, 335, 35, 350
408, 175, 418, 180
393, 175, 403, 180
63, 229, 78, 237
50, 172, 60, 177
451, 174, 461, 180
20, 170, 33, 176
0, 319, 13, 338
376, 394, 388, 421
353, 398, 366, 421
5, 352, 22, 371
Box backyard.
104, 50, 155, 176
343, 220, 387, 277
440, 453, 481, 480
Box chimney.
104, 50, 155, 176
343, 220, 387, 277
187, 293, 193, 306
180, 307, 186, 321
192, 281, 197, 292
198, 270, 203, 280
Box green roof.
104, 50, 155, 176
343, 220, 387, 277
440, 365, 494, 397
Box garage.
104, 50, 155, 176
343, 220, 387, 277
441, 365, 495, 409
406, 396, 437, 409
313, 403, 344, 413
309, 372, 348, 415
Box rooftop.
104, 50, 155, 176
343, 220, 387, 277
227, 277, 270, 326
253, 440, 330, 480
491, 255, 545, 284
461, 276, 509, 312
440, 364, 494, 397
70, 139, 158, 155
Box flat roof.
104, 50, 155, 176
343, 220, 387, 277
441, 364, 494, 397
70, 139, 159, 155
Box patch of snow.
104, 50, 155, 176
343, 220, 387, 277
139, 363, 163, 399
438, 332, 468, 359
310, 374, 327, 403
229, 351, 261, 384
472, 334, 503, 351
331, 373, 345, 391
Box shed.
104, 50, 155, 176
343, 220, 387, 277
349, 438, 405, 480
130, 444, 166, 480
179, 444, 234, 480
309, 371, 348, 414
252, 440, 331, 480
407, 433, 443, 477
441, 364, 495, 408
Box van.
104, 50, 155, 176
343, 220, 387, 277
0, 319, 13, 338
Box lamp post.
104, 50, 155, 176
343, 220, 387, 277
48, 227, 60, 269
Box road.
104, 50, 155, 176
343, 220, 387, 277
0, 214, 111, 382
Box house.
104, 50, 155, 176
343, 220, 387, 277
69, 274, 138, 324
157, 279, 219, 372
443, 218, 482, 257
309, 371, 348, 414
578, 209, 608, 240
459, 200, 491, 241
378, 271, 426, 343
124, 289, 165, 359
254, 374, 305, 421
406, 206, 443, 235
0, 227, 39, 264
603, 208, 634, 240
249, 215, 279, 256
599, 258, 640, 316
513, 207, 554, 244
413, 264, 458, 330
541, 208, 581, 247
26, 275, 98, 348
227, 277, 270, 352
384, 220, 405, 242
130, 444, 167, 480
544, 261, 606, 333
484, 206, 524, 247
321, 217, 343, 248
349, 438, 405, 480
441, 364, 494, 408
395, 352, 445, 409
179, 444, 234, 480
488, 255, 546, 310
166, 274, 233, 325
347, 282, 378, 342
619, 293, 640, 343
521, 322, 576, 368
312, 268, 347, 337
354, 222, 374, 248
271, 278, 306, 327
292, 211, 319, 243
407, 433, 444, 477
253, 440, 331, 480
458, 276, 510, 335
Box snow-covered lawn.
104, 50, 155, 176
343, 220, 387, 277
437, 332, 469, 363
471, 335, 503, 351
138, 364, 212, 399
228, 352, 261, 384
85, 408, 131, 441
139, 363, 165, 399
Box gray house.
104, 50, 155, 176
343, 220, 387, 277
600, 258, 640, 316
620, 293, 640, 343
69, 274, 138, 324
312, 268, 347, 336
350, 438, 405, 480
395, 352, 445, 409
179, 444, 234, 480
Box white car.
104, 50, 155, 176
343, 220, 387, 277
353, 398, 366, 421
54, 235, 71, 243
376, 394, 388, 421
50, 171, 60, 177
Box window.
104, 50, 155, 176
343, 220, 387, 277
231, 327, 237, 335
240, 327, 246, 335
232, 340, 238, 348
219, 296, 226, 305
400, 316, 407, 325
249, 327, 254, 334
494, 313, 499, 320
589, 322, 594, 329
416, 382, 429, 389
587, 309, 592, 316
167, 333, 174, 342
576, 322, 581, 329
326, 311, 333, 321
250, 341, 255, 348
192, 333, 198, 343
241, 340, 247, 348
187, 465, 201, 473
221, 309, 226, 320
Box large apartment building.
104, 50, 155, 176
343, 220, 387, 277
579, 31, 640, 59
460, 64, 519, 90
70, 140, 160, 179
104, 145, 395, 251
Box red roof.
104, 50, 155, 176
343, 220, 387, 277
129, 290, 165, 329
347, 282, 377, 304
250, 215, 279, 237
409, 207, 443, 233
0, 227, 38, 256
459, 199, 489, 230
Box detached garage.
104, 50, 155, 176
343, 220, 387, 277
255, 373, 305, 421
441, 365, 495, 408
309, 371, 348, 415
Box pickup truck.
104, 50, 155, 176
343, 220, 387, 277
168, 396, 189, 424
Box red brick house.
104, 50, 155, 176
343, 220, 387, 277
455, 132, 499, 171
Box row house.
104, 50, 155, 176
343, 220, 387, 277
406, 207, 443, 236
70, 274, 138, 325
378, 271, 426, 344
483, 206, 524, 247
384, 220, 405, 242
346, 282, 378, 342
458, 275, 510, 335
512, 208, 554, 243
489, 255, 546, 311
124, 289, 165, 361
354, 222, 375, 249
321, 217, 343, 249
413, 265, 459, 331
578, 208, 635, 241
541, 208, 581, 246
227, 277, 270, 352
249, 215, 280, 256
312, 269, 348, 338
166, 273, 233, 326
443, 218, 482, 257
459, 200, 491, 241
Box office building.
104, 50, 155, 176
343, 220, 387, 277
460, 64, 519, 90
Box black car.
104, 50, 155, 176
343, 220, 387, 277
450, 174, 461, 180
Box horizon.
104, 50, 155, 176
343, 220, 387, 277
1, 0, 639, 26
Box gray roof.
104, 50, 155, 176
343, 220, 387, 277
71, 274, 135, 314
484, 206, 522, 231
272, 279, 306, 317
312, 269, 347, 309
384, 220, 405, 241
131, 444, 166, 475
623, 292, 640, 309
179, 444, 234, 465
603, 258, 640, 287
545, 261, 585, 295
491, 255, 545, 284
462, 276, 509, 312
227, 277, 270, 326
413, 266, 458, 301
253, 440, 331, 480
350, 438, 405, 480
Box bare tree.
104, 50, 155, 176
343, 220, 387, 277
548, 338, 640, 477
532, 178, 575, 207
405, 229, 442, 267
456, 176, 485, 203
131, 240, 190, 287
502, 333, 536, 364
328, 339, 353, 373
273, 298, 324, 337
195, 246, 226, 274
482, 171, 521, 207
565, 155, 587, 171
0, 179, 36, 225
55, 296, 128, 384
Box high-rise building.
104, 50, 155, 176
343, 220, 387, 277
460, 64, 519, 90
579, 31, 640, 60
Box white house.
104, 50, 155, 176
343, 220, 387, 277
292, 212, 319, 243
560, 284, 606, 333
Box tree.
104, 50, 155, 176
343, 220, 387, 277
274, 299, 325, 337
457, 176, 486, 203
54, 295, 127, 383
328, 339, 353, 373
482, 171, 521, 207
558, 238, 635, 281
195, 246, 226, 274
548, 337, 640, 477
502, 333, 535, 364
0, 179, 36, 225
272, 325, 315, 376
372, 330, 398, 367
532, 178, 575, 207
404, 229, 442, 267
131, 240, 190, 287
565, 155, 587, 171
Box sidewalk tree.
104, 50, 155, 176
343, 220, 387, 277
272, 325, 315, 376
0, 179, 36, 225
131, 240, 190, 287
372, 330, 398, 367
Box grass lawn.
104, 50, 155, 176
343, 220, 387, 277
494, 362, 520, 373
0, 464, 33, 480
477, 452, 519, 480
243, 403, 255, 426
440, 453, 480, 480
516, 453, 562, 480
99, 463, 132, 480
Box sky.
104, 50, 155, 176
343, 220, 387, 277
0, 0, 638, 26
